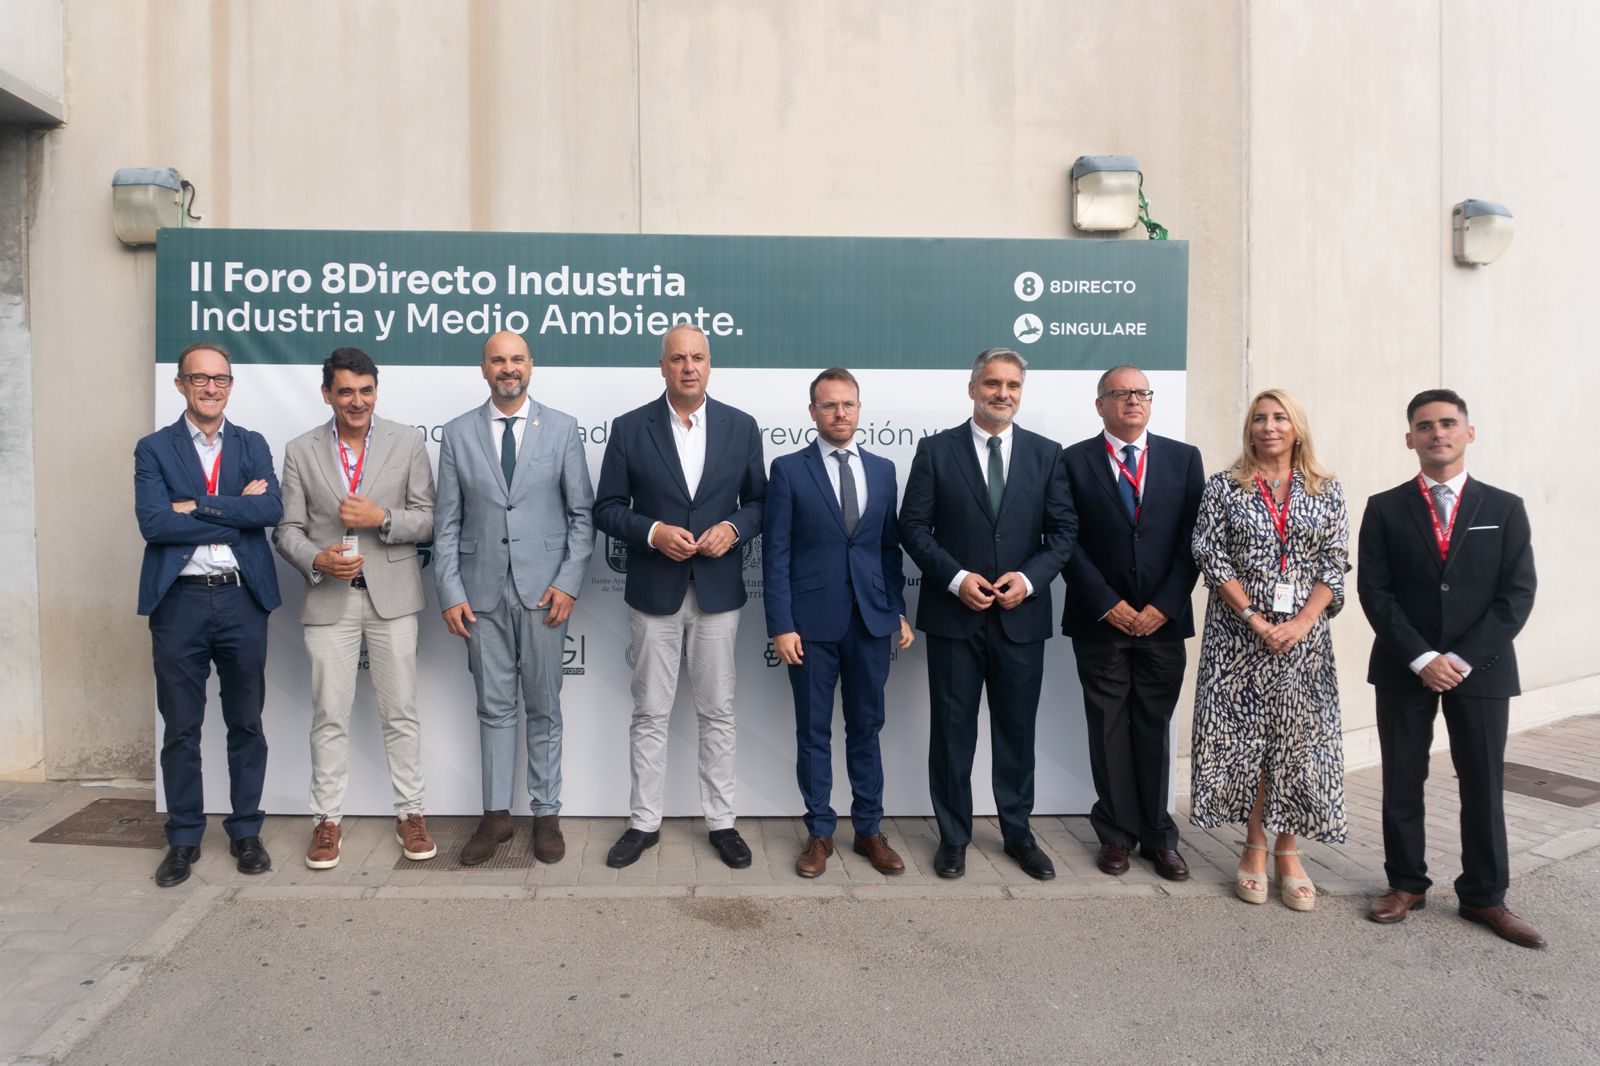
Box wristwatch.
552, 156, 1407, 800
1236, 604, 1260, 622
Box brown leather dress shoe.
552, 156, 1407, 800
1459, 903, 1547, 949
1367, 887, 1426, 924
1097, 842, 1131, 876
1147, 849, 1190, 881
532, 814, 565, 864
795, 834, 834, 878
852, 833, 906, 874
459, 809, 513, 867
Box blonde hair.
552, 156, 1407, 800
1228, 388, 1335, 495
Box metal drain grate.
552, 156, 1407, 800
30, 798, 169, 849
1502, 763, 1600, 808
393, 815, 539, 871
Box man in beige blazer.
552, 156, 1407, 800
274, 348, 438, 869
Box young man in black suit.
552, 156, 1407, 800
899, 347, 1077, 880
1357, 388, 1542, 948
1060, 365, 1204, 881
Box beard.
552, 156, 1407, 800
493, 378, 526, 400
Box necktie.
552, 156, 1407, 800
833, 450, 859, 537
1119, 443, 1139, 521
1430, 482, 1455, 528
500, 416, 519, 488
986, 436, 1005, 518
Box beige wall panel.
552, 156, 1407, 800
1440, 1, 1600, 694
1244, 1, 1443, 750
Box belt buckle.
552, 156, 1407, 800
208, 571, 236, 588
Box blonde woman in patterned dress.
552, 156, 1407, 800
1189, 389, 1349, 911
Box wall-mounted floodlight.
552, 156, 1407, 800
112, 167, 202, 246
1452, 199, 1513, 266
1070, 155, 1143, 232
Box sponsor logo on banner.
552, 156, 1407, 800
417, 539, 433, 570
764, 641, 781, 669
562, 634, 586, 676
624, 642, 638, 670
605, 534, 628, 574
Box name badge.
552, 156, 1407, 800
1271, 581, 1295, 614
342, 532, 359, 559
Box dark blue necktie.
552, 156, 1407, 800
1118, 443, 1138, 521
500, 416, 519, 488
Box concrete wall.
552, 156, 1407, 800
0, 0, 65, 123
14, 0, 1591, 779
1243, 0, 1600, 771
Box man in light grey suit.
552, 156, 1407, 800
274, 347, 439, 870
434, 330, 596, 866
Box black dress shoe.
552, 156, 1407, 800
934, 842, 966, 879
708, 828, 752, 869
155, 845, 200, 888
229, 836, 272, 875
1004, 839, 1056, 881
605, 827, 660, 869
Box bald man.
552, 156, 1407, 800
434, 331, 595, 866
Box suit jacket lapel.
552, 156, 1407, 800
803, 446, 847, 534
1088, 434, 1134, 527
1402, 478, 1444, 571
996, 429, 1040, 522
1440, 481, 1482, 578
860, 447, 892, 530
647, 396, 693, 503
952, 424, 995, 520
354, 418, 400, 493
218, 420, 243, 495
167, 418, 208, 498
510, 401, 545, 496
311, 422, 347, 501
473, 400, 509, 498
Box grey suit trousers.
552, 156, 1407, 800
466, 571, 569, 813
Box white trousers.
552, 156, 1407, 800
303, 587, 425, 822
627, 584, 739, 832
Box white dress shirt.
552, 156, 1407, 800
816, 438, 868, 514
949, 419, 1032, 597
178, 416, 239, 576
648, 396, 737, 549
488, 396, 531, 465
1103, 429, 1150, 497
1409, 468, 1473, 677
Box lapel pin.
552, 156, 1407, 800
532, 419, 540, 427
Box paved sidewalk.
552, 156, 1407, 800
2, 712, 1597, 1064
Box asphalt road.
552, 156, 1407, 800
66, 847, 1600, 1065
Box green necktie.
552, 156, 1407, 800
500, 416, 518, 488
986, 435, 1004, 518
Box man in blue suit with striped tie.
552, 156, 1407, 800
763, 368, 915, 878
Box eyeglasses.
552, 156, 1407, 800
813, 401, 860, 414
1100, 388, 1154, 402
180, 373, 235, 388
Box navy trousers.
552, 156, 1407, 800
788, 605, 892, 838
148, 581, 269, 846
925, 614, 1045, 848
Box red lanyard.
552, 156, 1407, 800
337, 426, 372, 494
203, 447, 222, 495
1416, 474, 1464, 560
1105, 439, 1147, 520
1254, 475, 1290, 573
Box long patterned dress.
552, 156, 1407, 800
1188, 470, 1350, 842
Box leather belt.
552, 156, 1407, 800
350, 574, 368, 590
178, 571, 241, 588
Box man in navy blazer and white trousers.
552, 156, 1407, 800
899, 347, 1077, 881
1059, 365, 1204, 883
594, 323, 767, 870
763, 367, 915, 878
135, 341, 282, 887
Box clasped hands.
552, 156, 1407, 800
1105, 599, 1169, 638
1248, 612, 1311, 656
958, 571, 1029, 611
649, 521, 737, 561
1418, 654, 1470, 693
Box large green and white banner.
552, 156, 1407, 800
155, 228, 1189, 818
